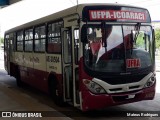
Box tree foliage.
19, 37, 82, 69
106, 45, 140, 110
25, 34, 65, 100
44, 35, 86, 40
136, 32, 144, 48
155, 29, 160, 49
0, 37, 4, 44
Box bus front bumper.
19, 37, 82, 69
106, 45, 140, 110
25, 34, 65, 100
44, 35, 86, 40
81, 84, 155, 111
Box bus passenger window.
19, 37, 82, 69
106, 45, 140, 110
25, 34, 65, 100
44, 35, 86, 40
34, 25, 46, 52
47, 21, 63, 53
16, 31, 24, 51
25, 29, 33, 52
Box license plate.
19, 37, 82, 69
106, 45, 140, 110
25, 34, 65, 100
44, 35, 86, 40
127, 94, 135, 99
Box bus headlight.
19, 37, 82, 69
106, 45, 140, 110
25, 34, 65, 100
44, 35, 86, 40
83, 79, 106, 94
144, 76, 156, 88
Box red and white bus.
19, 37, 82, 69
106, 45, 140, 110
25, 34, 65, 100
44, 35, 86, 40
4, 3, 156, 111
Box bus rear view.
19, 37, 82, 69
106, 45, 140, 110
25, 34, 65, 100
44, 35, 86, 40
80, 4, 156, 111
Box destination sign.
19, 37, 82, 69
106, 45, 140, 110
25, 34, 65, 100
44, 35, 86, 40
89, 10, 146, 21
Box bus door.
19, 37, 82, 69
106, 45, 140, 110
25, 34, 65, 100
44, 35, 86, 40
4, 35, 9, 72
4, 34, 13, 74
62, 26, 80, 107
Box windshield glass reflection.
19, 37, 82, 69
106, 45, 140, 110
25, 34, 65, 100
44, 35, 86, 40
84, 25, 153, 73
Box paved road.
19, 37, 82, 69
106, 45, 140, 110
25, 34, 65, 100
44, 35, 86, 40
0, 70, 72, 120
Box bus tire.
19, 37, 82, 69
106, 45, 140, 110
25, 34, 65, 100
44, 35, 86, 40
49, 77, 64, 106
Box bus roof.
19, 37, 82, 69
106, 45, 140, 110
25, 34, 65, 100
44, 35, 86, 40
5, 3, 149, 33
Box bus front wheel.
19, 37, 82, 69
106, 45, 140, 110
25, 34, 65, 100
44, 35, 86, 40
49, 78, 64, 106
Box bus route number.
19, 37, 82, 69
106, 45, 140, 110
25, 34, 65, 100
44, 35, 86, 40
46, 56, 60, 63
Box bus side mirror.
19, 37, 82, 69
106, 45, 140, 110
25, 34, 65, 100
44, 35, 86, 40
152, 29, 156, 52
81, 26, 88, 43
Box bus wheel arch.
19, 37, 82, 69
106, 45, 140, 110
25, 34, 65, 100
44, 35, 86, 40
15, 66, 23, 87
48, 73, 65, 106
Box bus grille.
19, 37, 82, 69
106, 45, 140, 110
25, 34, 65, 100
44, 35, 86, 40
102, 75, 145, 85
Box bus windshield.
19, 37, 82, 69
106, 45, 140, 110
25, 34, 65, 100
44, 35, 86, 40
84, 25, 153, 73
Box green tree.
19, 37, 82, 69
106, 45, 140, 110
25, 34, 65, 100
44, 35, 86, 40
155, 29, 160, 49
136, 32, 144, 48
0, 37, 4, 44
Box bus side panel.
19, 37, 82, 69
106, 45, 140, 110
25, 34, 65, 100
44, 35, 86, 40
15, 52, 24, 67
46, 54, 63, 95
31, 68, 49, 93
14, 52, 63, 94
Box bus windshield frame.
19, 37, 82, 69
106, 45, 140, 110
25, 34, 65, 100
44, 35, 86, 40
83, 24, 154, 75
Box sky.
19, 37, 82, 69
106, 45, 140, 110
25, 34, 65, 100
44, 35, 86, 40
0, 0, 159, 35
